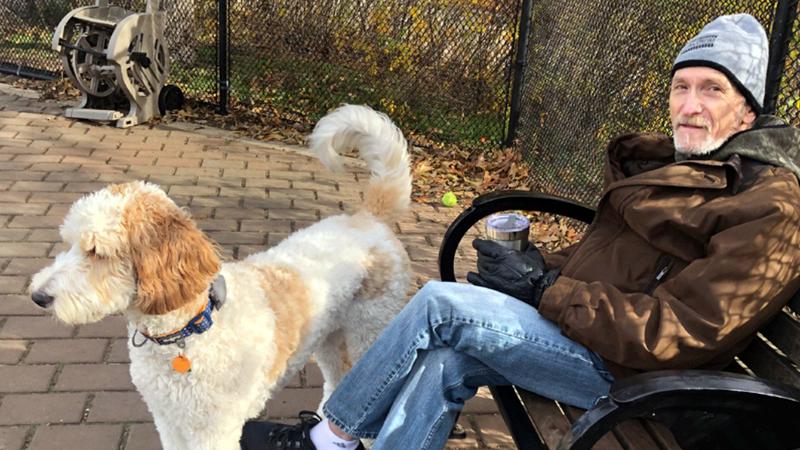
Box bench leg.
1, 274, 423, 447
492, 385, 548, 450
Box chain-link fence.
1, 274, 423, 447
227, 0, 517, 148
1, 0, 799, 203
775, 5, 800, 125
516, 0, 797, 204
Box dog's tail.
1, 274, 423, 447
308, 104, 411, 220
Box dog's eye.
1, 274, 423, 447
87, 247, 99, 258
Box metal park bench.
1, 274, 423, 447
439, 190, 800, 450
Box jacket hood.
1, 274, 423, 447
678, 115, 800, 181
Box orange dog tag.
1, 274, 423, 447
172, 354, 192, 373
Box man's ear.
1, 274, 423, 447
741, 105, 757, 129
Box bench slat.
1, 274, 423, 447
563, 405, 625, 450
737, 337, 800, 389
786, 291, 800, 315
611, 420, 664, 450
518, 392, 573, 449
643, 420, 683, 450
760, 311, 800, 364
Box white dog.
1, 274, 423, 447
29, 105, 412, 450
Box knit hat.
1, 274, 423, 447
672, 14, 769, 113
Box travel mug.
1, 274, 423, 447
485, 213, 530, 251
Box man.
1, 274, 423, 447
242, 13, 800, 450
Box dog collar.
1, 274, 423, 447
135, 275, 227, 347
141, 299, 215, 346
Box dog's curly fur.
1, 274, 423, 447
30, 105, 413, 450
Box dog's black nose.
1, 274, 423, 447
31, 291, 55, 308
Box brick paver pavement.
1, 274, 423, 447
0, 85, 514, 449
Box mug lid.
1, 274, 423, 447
486, 213, 530, 233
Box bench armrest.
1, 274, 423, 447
438, 190, 595, 282
560, 370, 800, 450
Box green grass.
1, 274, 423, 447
215, 50, 507, 148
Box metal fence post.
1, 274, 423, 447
218, 0, 230, 115
764, 0, 798, 114
504, 0, 534, 147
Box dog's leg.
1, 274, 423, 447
313, 329, 352, 412
152, 411, 189, 450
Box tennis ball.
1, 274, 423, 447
441, 191, 458, 207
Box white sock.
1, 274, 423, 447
309, 418, 360, 450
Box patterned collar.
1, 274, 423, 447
141, 299, 215, 346
137, 275, 227, 346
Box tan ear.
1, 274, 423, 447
126, 193, 221, 315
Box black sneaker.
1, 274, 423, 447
240, 410, 365, 450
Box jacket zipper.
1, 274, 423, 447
644, 255, 673, 295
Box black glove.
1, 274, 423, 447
467, 239, 554, 307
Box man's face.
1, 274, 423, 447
669, 66, 756, 156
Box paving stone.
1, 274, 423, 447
0, 276, 27, 294
62, 182, 108, 193
0, 203, 48, 215
0, 426, 29, 450
54, 363, 134, 391
269, 188, 316, 200
9, 182, 63, 192
0, 364, 56, 392
0, 339, 27, 364
207, 231, 264, 245
200, 177, 245, 189
262, 387, 323, 419
463, 387, 500, 414
0, 162, 33, 171
195, 219, 238, 231
167, 185, 218, 197
213, 207, 266, 220
28, 424, 122, 450
44, 171, 99, 182
28, 192, 84, 203
87, 392, 151, 422
266, 209, 318, 221
219, 187, 267, 198
444, 416, 482, 449
0, 243, 52, 258
474, 413, 514, 448
241, 197, 292, 210
25, 229, 60, 242
0, 392, 87, 425
175, 167, 220, 177
125, 423, 161, 450
240, 219, 292, 233
3, 258, 50, 275
76, 316, 127, 338
25, 339, 107, 364
0, 317, 74, 339
106, 338, 130, 363
0, 192, 30, 203
28, 163, 80, 173
0, 171, 46, 181
7, 216, 63, 229
245, 178, 291, 189
203, 159, 245, 169
0, 295, 45, 315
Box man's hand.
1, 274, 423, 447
467, 239, 550, 306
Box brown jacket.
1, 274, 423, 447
538, 122, 800, 375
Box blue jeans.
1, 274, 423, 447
323, 281, 614, 450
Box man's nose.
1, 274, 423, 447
680, 91, 703, 115
31, 291, 55, 308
